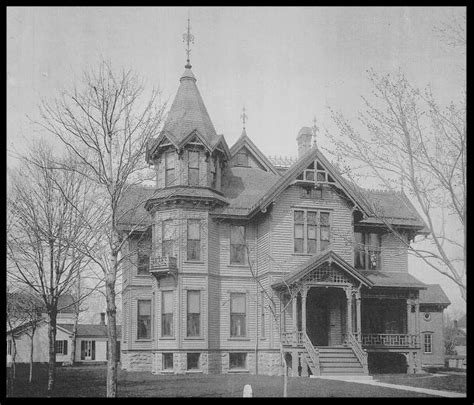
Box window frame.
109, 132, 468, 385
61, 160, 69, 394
229, 352, 247, 370
137, 299, 152, 340
230, 224, 247, 265
293, 209, 332, 254
188, 150, 200, 186
161, 290, 174, 338
163, 353, 174, 370
230, 292, 247, 338
423, 332, 433, 354
187, 352, 201, 370
137, 238, 151, 275
165, 150, 176, 187
354, 231, 382, 270
187, 219, 201, 261
186, 290, 201, 338
162, 219, 175, 258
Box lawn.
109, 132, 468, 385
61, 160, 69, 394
6, 363, 463, 397
373, 372, 466, 393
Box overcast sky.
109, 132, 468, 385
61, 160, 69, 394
7, 6, 466, 315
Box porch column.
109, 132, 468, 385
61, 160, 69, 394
406, 300, 412, 334
355, 291, 362, 343
345, 288, 352, 339
415, 300, 420, 343
302, 286, 308, 336
292, 292, 297, 345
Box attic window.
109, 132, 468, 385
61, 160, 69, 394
296, 159, 336, 184
236, 151, 249, 166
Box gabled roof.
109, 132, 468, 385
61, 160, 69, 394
58, 323, 122, 339
419, 284, 451, 305
271, 250, 374, 289
229, 130, 280, 175
248, 145, 372, 218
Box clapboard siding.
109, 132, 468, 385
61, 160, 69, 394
381, 232, 409, 272
256, 216, 271, 276
270, 184, 354, 271
208, 276, 221, 349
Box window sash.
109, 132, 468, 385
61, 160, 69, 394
231, 293, 246, 337
163, 353, 173, 369
161, 292, 173, 337
230, 225, 246, 264
187, 220, 201, 261
424, 333, 433, 353
229, 353, 247, 369
137, 300, 152, 340
294, 210, 331, 254
165, 151, 176, 186
162, 220, 174, 257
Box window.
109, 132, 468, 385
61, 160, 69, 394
230, 225, 246, 265
188, 150, 200, 186
423, 333, 433, 354
163, 353, 173, 370
236, 151, 249, 166
165, 151, 176, 186
187, 220, 201, 261
55, 340, 68, 355
187, 352, 200, 370
187, 290, 201, 337
301, 187, 322, 199
296, 160, 336, 184
137, 238, 151, 275
229, 352, 247, 369
162, 220, 174, 257
230, 293, 246, 337
354, 232, 381, 270
161, 291, 174, 337
137, 300, 152, 340
294, 210, 331, 254
80, 340, 95, 360
211, 158, 217, 188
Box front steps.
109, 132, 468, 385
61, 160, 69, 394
316, 346, 368, 377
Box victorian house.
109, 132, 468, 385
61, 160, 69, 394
118, 31, 450, 377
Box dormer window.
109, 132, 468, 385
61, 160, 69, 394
165, 151, 176, 187
236, 151, 248, 167
188, 150, 200, 186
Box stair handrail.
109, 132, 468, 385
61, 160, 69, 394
346, 332, 368, 372
302, 331, 320, 375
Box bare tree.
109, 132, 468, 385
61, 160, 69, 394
37, 61, 165, 397
325, 67, 465, 301
7, 142, 94, 392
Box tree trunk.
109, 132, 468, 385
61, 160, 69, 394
47, 310, 57, 392
29, 329, 36, 383
70, 311, 79, 365
105, 253, 118, 397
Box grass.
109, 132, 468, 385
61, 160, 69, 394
373, 372, 467, 393
6, 363, 465, 397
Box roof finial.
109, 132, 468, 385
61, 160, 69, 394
183, 14, 194, 69
312, 115, 319, 147
241, 106, 248, 131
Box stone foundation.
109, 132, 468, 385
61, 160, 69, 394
123, 350, 281, 375
121, 351, 153, 372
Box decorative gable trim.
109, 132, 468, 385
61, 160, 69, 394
229, 134, 280, 175
271, 250, 373, 290
248, 146, 372, 218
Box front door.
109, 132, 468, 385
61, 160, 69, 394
312, 306, 329, 346
306, 289, 329, 346
81, 340, 95, 361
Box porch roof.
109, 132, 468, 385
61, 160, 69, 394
271, 250, 374, 289
357, 270, 427, 289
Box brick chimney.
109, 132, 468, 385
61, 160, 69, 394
297, 127, 313, 158
100, 312, 106, 326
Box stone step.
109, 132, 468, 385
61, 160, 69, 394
321, 362, 364, 368
320, 357, 359, 363
320, 367, 366, 374
319, 352, 356, 358
318, 347, 353, 352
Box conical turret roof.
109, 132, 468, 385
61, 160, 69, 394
161, 67, 219, 147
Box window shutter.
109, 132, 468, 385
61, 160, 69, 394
63, 340, 68, 355
81, 341, 85, 360
92, 341, 96, 360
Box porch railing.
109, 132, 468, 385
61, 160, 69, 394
346, 332, 368, 372
281, 331, 303, 347
361, 333, 420, 348
302, 331, 320, 376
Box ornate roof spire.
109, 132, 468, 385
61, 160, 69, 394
183, 15, 194, 69
240, 106, 248, 137
312, 115, 319, 147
